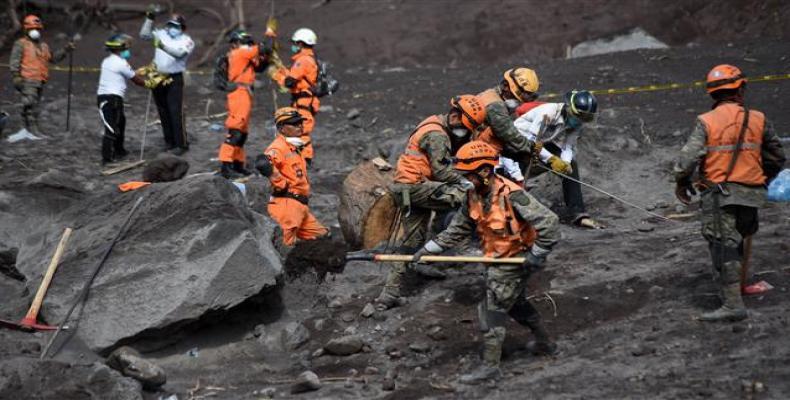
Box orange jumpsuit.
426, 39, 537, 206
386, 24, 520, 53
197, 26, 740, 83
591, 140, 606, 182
273, 48, 320, 160
219, 44, 260, 165
264, 134, 328, 245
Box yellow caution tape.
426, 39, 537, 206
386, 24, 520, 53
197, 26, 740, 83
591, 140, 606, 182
1, 61, 789, 96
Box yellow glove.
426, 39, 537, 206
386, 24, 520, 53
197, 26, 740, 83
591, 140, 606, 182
548, 156, 572, 175
152, 36, 162, 49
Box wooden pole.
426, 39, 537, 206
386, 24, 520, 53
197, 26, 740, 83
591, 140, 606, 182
348, 253, 526, 264
20, 228, 73, 326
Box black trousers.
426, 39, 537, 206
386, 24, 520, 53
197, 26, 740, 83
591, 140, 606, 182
152, 72, 187, 149
97, 94, 126, 162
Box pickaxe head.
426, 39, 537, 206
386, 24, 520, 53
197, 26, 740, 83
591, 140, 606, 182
0, 317, 59, 332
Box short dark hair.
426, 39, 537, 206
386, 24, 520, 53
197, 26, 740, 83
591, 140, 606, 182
710, 86, 744, 102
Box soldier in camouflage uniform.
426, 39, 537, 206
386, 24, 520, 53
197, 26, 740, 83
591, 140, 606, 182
413, 141, 560, 383
375, 96, 487, 310
674, 64, 785, 322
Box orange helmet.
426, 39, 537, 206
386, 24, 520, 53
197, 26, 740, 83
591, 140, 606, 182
454, 141, 499, 172
274, 107, 304, 126
706, 64, 746, 94
503, 67, 539, 102
450, 95, 486, 132
23, 15, 43, 30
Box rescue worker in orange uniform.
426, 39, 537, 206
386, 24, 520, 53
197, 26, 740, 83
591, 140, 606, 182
674, 64, 785, 322
255, 107, 329, 246
475, 68, 549, 167
375, 95, 487, 310
411, 141, 561, 383
218, 30, 260, 179
272, 28, 320, 165
9, 15, 73, 134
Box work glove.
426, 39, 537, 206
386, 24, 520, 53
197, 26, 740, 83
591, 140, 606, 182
145, 4, 157, 20
413, 240, 443, 264
523, 245, 550, 272
548, 155, 572, 175
674, 179, 696, 205
152, 36, 162, 49
254, 154, 273, 177
530, 140, 543, 157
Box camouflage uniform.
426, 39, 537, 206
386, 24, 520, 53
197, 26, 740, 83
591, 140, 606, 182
379, 129, 468, 301
9, 39, 67, 132
674, 115, 785, 319
481, 88, 537, 159
433, 183, 560, 370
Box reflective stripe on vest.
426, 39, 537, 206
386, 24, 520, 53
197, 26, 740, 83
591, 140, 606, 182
474, 88, 505, 152
19, 38, 51, 82
468, 175, 537, 258
394, 115, 448, 184
699, 103, 766, 185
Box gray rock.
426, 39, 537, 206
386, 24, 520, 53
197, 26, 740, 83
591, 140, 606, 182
257, 387, 276, 397
290, 371, 321, 394
253, 324, 267, 338
15, 175, 283, 352
106, 346, 167, 390
324, 335, 365, 356
340, 312, 356, 322
0, 357, 142, 400
282, 322, 311, 350
426, 326, 447, 341
409, 342, 431, 353
360, 303, 376, 318
346, 108, 361, 120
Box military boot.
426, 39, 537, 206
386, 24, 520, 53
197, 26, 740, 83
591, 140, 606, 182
232, 161, 252, 176
510, 299, 558, 355
375, 262, 407, 310
700, 283, 747, 322
460, 313, 506, 384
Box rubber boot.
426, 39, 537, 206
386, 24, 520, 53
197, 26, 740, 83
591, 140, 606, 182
509, 299, 558, 355
232, 161, 252, 176
218, 162, 243, 180
460, 324, 504, 384
700, 283, 747, 322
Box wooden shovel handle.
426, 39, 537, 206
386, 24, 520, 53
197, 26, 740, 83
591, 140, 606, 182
24, 228, 72, 321
372, 254, 525, 264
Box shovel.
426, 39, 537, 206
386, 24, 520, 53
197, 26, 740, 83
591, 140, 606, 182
0, 228, 72, 331
345, 252, 525, 265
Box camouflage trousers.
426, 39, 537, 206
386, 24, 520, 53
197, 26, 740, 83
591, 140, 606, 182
700, 193, 758, 284
15, 80, 44, 127
380, 180, 467, 297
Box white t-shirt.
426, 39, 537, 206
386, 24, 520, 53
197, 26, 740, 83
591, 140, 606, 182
151, 29, 194, 74
500, 103, 580, 181
97, 54, 136, 98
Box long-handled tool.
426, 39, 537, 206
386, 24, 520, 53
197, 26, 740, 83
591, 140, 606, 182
139, 90, 152, 161
65, 48, 74, 131
346, 253, 524, 265
41, 197, 144, 359
0, 227, 72, 331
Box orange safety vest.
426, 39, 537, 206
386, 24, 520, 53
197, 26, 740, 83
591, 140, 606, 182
699, 102, 766, 186
474, 88, 505, 153
227, 44, 259, 85
394, 115, 448, 184
468, 175, 537, 258
19, 38, 51, 82
285, 48, 320, 115
265, 134, 311, 197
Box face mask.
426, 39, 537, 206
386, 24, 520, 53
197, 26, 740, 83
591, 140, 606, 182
504, 99, 520, 110
285, 137, 305, 148
119, 49, 131, 59
291, 44, 301, 54
166, 27, 182, 38
451, 128, 468, 138
28, 30, 41, 40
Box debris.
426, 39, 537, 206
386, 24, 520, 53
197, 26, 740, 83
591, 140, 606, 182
6, 129, 42, 143
360, 303, 376, 318
253, 324, 266, 338
312, 348, 325, 358
630, 345, 656, 357
346, 108, 361, 120
282, 322, 311, 350
209, 123, 224, 132
290, 371, 322, 394
364, 366, 380, 375
106, 346, 167, 390
187, 348, 199, 358
426, 326, 447, 341
340, 312, 355, 322
382, 368, 398, 391
409, 342, 431, 353
324, 335, 365, 356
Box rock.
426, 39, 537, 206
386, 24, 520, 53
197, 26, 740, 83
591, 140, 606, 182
313, 319, 326, 331
15, 175, 283, 352
631, 345, 656, 357
382, 368, 398, 391
346, 108, 361, 120
409, 342, 431, 353
340, 312, 356, 322
282, 322, 311, 350
637, 226, 654, 233
311, 348, 325, 358
253, 324, 267, 338
364, 366, 380, 375
324, 335, 365, 356
0, 357, 142, 400
328, 297, 347, 308
290, 371, 321, 394
141, 156, 189, 182
318, 105, 334, 113
426, 326, 447, 341
106, 346, 167, 390
343, 326, 357, 335
257, 387, 276, 397
343, 378, 354, 388
360, 303, 376, 318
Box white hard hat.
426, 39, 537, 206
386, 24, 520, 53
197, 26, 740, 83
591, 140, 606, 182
291, 28, 317, 46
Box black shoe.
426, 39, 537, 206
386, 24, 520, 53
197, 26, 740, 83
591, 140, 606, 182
218, 163, 243, 179
525, 340, 558, 356
232, 161, 252, 176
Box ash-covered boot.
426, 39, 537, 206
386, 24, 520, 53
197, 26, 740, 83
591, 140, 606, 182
460, 312, 505, 384
509, 299, 558, 355
700, 261, 747, 322
375, 262, 407, 310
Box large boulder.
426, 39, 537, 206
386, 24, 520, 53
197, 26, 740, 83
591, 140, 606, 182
16, 175, 283, 353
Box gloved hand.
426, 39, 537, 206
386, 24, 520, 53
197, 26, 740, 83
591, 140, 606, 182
523, 245, 550, 272
254, 154, 273, 177
413, 240, 443, 264
548, 156, 572, 175
145, 4, 157, 20
458, 178, 475, 191
530, 140, 543, 157
152, 36, 162, 49
675, 180, 696, 205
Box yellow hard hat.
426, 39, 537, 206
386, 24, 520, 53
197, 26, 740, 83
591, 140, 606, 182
503, 67, 539, 102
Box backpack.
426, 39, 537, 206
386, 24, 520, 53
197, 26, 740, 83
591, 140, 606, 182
213, 53, 234, 92
309, 55, 339, 97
